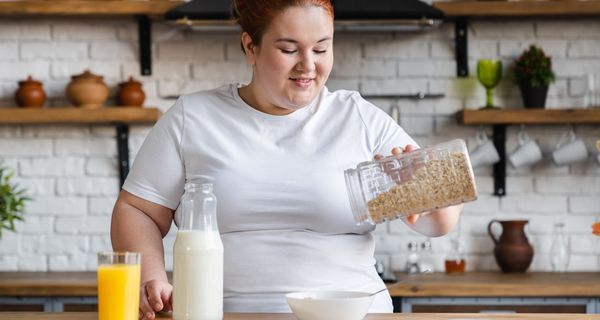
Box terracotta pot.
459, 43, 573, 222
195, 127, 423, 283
66, 70, 109, 109
15, 75, 46, 108
488, 219, 534, 273
117, 76, 145, 107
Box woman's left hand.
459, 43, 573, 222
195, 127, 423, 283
373, 144, 420, 224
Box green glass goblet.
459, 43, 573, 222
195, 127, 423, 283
477, 59, 503, 109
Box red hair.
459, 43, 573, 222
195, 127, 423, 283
233, 0, 334, 52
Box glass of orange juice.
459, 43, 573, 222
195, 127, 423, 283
97, 252, 141, 320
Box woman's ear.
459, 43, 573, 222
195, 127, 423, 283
241, 32, 256, 66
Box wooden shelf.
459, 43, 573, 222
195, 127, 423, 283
0, 107, 162, 125
459, 108, 600, 125
0, 0, 183, 16
434, 1, 600, 17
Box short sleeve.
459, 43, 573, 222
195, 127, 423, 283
122, 98, 185, 210
352, 94, 419, 155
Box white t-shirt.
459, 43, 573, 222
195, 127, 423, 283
123, 83, 417, 313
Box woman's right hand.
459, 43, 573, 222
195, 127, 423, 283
139, 279, 173, 320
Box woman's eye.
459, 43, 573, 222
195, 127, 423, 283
280, 49, 297, 54
314, 49, 327, 54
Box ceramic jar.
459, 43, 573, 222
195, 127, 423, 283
15, 75, 46, 108
66, 70, 109, 109
488, 219, 534, 273
117, 76, 145, 107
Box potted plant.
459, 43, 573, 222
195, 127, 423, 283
514, 45, 556, 109
0, 164, 30, 238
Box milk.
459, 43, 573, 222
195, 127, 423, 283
173, 230, 223, 320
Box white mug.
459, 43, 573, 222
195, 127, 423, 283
508, 128, 543, 168
470, 128, 500, 168
552, 129, 589, 166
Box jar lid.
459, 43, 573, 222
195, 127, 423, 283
18, 75, 42, 86
119, 76, 142, 86
71, 69, 104, 81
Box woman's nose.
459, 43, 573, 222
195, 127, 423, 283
296, 53, 316, 72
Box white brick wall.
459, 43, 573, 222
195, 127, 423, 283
0, 18, 599, 273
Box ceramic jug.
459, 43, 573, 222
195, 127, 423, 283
117, 76, 145, 107
487, 219, 534, 273
66, 70, 109, 109
15, 75, 46, 108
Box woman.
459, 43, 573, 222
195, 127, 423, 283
111, 0, 463, 319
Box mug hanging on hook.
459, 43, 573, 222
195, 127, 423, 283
552, 125, 589, 166
508, 125, 543, 168
469, 126, 500, 168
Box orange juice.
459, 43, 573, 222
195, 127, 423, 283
97, 263, 141, 320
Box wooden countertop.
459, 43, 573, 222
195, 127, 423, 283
2, 313, 600, 320
1, 272, 600, 297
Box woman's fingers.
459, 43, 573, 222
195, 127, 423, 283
406, 214, 420, 225
146, 282, 164, 312
391, 147, 404, 156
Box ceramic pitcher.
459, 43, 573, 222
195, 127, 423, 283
488, 219, 534, 273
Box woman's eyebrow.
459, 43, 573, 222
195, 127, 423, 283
274, 36, 332, 44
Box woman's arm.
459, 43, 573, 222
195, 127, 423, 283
403, 204, 463, 237
111, 190, 175, 320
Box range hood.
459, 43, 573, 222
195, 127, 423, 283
165, 0, 445, 32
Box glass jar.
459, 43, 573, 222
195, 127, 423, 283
550, 222, 570, 272
344, 139, 478, 225
445, 238, 465, 274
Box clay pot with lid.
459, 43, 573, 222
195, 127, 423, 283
66, 70, 109, 109
15, 75, 46, 108
117, 76, 145, 107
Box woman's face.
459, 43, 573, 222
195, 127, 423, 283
243, 5, 334, 114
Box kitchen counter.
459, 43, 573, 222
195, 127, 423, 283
1, 313, 600, 319
1, 271, 599, 297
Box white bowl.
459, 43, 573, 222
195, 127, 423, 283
285, 291, 374, 320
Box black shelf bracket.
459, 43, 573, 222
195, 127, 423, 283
116, 123, 130, 188
455, 18, 469, 77
137, 15, 152, 76
492, 125, 507, 197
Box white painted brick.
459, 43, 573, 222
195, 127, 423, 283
89, 196, 117, 215
374, 235, 404, 253
159, 79, 227, 97
86, 158, 117, 176
225, 40, 247, 62
399, 116, 434, 136
372, 222, 388, 236
567, 255, 598, 271
0, 22, 20, 40
0, 61, 50, 80
434, 116, 477, 137
325, 78, 359, 91
0, 82, 19, 102
90, 42, 137, 60
20, 235, 42, 253
20, 24, 52, 40
331, 60, 366, 78
332, 40, 363, 63
500, 194, 567, 214
91, 235, 112, 252
554, 59, 600, 77
20, 157, 85, 177
191, 61, 251, 81
165, 253, 173, 271
499, 40, 567, 58
17, 254, 47, 271
571, 235, 600, 255
569, 196, 600, 214
0, 138, 53, 156
0, 233, 19, 253
472, 21, 535, 39
428, 78, 479, 98
0, 256, 18, 271
394, 99, 435, 116
364, 38, 428, 59
568, 41, 600, 58
21, 42, 87, 60
463, 235, 494, 255
505, 176, 535, 194
463, 195, 500, 215
360, 79, 427, 95
22, 125, 90, 138
49, 254, 88, 271
14, 217, 54, 235
569, 76, 588, 96
11, 177, 55, 196
56, 216, 111, 235
460, 215, 500, 236
57, 177, 119, 196
535, 176, 600, 195
158, 42, 224, 61
37, 235, 87, 254
536, 20, 600, 38
468, 40, 498, 58
54, 138, 116, 156
430, 41, 454, 59
396, 60, 454, 78
0, 43, 18, 60
163, 235, 176, 254
53, 23, 116, 40
26, 196, 87, 215
526, 215, 594, 235
51, 62, 120, 80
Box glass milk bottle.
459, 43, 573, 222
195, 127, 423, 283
173, 183, 223, 320
550, 222, 570, 272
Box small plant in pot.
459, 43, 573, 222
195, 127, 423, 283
514, 45, 556, 109
0, 164, 30, 238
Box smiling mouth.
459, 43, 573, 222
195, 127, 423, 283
289, 77, 314, 82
